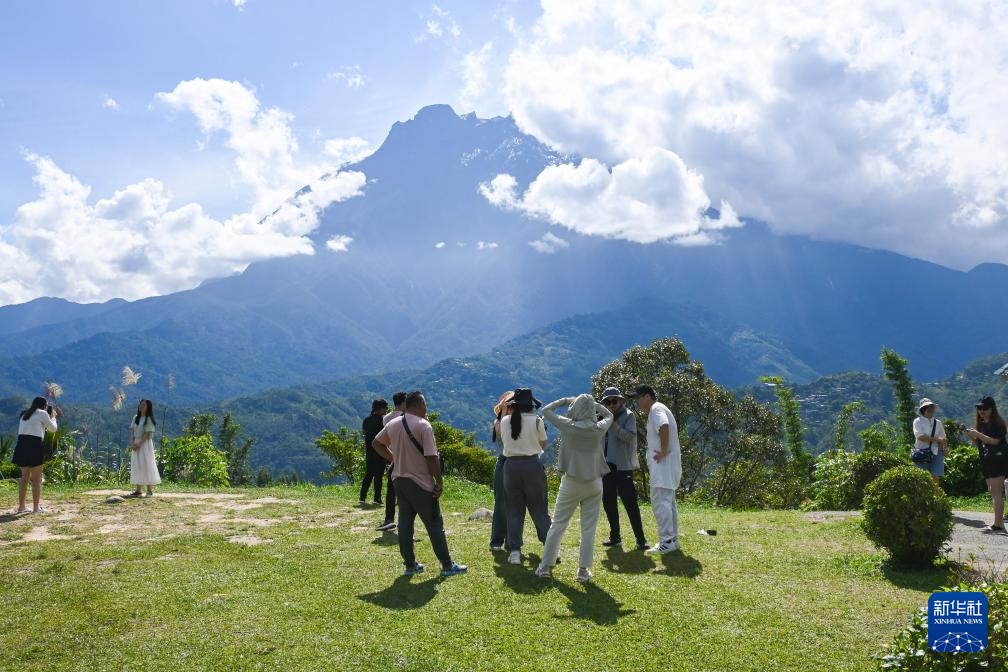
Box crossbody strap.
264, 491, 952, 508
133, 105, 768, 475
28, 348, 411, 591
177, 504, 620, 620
401, 415, 426, 456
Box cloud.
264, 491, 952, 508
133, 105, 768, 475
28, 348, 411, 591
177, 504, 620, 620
501, 1, 1008, 269
0, 79, 365, 305
434, 241, 446, 249
325, 235, 353, 252
459, 42, 493, 110
233, 0, 247, 8
103, 96, 120, 111
421, 4, 461, 41
323, 137, 372, 165
529, 232, 569, 254
482, 149, 741, 244
327, 65, 366, 89
477, 241, 499, 249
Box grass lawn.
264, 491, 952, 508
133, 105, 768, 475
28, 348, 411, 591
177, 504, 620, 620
0, 479, 957, 671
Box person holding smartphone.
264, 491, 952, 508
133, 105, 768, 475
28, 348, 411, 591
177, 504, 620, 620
12, 397, 58, 514
965, 396, 1008, 533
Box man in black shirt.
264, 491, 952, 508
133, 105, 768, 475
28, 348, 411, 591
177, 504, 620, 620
359, 399, 389, 505
377, 391, 408, 531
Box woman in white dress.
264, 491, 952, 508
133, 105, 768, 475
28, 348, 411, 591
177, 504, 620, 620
127, 399, 161, 497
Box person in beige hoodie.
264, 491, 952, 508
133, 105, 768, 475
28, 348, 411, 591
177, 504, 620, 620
536, 394, 613, 583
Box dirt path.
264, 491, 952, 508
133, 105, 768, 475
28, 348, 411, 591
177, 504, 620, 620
948, 511, 1008, 572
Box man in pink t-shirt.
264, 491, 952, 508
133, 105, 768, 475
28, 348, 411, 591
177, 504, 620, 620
373, 391, 467, 578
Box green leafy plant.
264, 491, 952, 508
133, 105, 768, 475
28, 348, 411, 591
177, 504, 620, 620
879, 581, 1008, 670
846, 450, 909, 509
808, 450, 860, 510
942, 445, 985, 497
861, 466, 953, 568
859, 420, 905, 454
160, 434, 230, 487
315, 427, 363, 483
881, 347, 917, 448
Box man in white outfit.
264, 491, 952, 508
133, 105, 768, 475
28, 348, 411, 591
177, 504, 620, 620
628, 384, 681, 554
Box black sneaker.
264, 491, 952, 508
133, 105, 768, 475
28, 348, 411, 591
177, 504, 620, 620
635, 541, 649, 551
602, 538, 622, 547
376, 521, 396, 532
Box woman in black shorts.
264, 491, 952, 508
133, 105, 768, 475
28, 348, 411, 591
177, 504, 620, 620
12, 397, 58, 514
965, 396, 1008, 533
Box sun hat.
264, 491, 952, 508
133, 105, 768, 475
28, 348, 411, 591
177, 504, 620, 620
917, 398, 937, 413
493, 390, 515, 417
511, 388, 542, 409
600, 387, 624, 401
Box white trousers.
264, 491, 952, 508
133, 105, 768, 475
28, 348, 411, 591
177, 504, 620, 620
650, 485, 679, 543
542, 475, 603, 569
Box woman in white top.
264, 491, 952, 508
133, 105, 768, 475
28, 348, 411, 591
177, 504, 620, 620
12, 396, 58, 514
912, 398, 947, 485
496, 388, 550, 565
127, 399, 161, 497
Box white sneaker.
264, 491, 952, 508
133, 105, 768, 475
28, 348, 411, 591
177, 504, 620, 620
576, 567, 592, 583
534, 564, 552, 578
507, 550, 521, 565
647, 540, 679, 554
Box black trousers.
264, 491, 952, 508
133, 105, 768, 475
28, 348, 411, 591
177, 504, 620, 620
394, 477, 453, 570
384, 472, 397, 524
359, 449, 387, 502
602, 466, 647, 545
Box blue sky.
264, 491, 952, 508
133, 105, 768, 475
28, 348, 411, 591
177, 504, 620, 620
0, 0, 530, 219
1, 1, 1005, 305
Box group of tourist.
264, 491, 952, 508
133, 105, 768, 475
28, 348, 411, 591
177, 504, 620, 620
9, 398, 161, 514
359, 384, 682, 582
915, 395, 1008, 533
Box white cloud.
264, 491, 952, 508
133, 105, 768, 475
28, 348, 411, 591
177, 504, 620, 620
434, 241, 446, 249
103, 96, 120, 111
459, 42, 493, 111
482, 149, 741, 244
323, 137, 372, 165
529, 232, 569, 254
421, 4, 461, 41
325, 235, 353, 252
233, 0, 247, 8
477, 241, 499, 249
0, 79, 365, 305
478, 173, 518, 208
501, 0, 1008, 269
327, 65, 366, 89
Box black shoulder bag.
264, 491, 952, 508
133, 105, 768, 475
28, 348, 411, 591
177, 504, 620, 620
401, 415, 446, 473
911, 419, 937, 464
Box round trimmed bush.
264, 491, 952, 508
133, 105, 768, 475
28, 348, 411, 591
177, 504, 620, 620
861, 465, 953, 568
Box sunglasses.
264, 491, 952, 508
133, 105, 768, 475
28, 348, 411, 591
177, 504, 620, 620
603, 399, 621, 406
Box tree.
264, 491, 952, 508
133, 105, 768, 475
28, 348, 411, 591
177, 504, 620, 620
881, 347, 915, 447
255, 467, 273, 487
184, 413, 217, 438
591, 337, 783, 496
833, 400, 866, 451
316, 427, 363, 483
218, 413, 255, 486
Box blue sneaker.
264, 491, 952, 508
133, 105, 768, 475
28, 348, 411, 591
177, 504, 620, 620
440, 563, 468, 577
404, 563, 425, 576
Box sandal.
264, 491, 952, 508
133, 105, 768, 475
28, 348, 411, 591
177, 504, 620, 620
981, 524, 1005, 534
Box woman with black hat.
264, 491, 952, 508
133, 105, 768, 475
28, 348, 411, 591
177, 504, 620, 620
496, 388, 550, 565
965, 396, 1008, 533
11, 396, 58, 514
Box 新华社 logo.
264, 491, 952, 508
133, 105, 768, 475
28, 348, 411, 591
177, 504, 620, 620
928, 592, 988, 653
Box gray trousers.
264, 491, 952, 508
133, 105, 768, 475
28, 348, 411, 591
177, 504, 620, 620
503, 456, 551, 552
490, 455, 508, 547
394, 477, 453, 570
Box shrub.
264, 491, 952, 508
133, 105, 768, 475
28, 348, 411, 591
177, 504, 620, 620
160, 434, 230, 487
859, 420, 904, 454
847, 451, 908, 509
943, 445, 985, 497
861, 466, 953, 568
878, 581, 1008, 670
439, 441, 495, 485
809, 450, 860, 510
315, 427, 363, 483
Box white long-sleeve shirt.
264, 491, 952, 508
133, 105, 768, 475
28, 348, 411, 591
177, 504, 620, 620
18, 409, 57, 437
